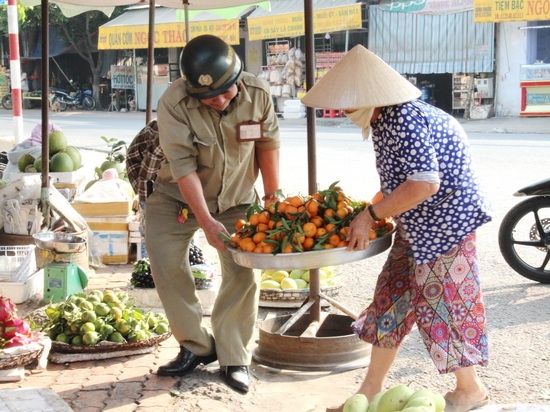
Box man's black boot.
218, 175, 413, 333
157, 346, 217, 376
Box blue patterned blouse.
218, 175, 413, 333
371, 99, 493, 264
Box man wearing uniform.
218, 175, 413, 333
146, 35, 280, 393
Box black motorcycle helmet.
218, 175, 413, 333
180, 35, 243, 99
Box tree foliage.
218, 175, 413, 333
2, 4, 126, 108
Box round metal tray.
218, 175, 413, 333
32, 232, 87, 254
228, 229, 394, 270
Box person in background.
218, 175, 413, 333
2, 123, 61, 181
125, 119, 164, 259
301, 45, 493, 412
146, 34, 280, 393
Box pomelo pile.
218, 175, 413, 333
342, 384, 446, 412
228, 182, 393, 255
17, 130, 82, 173
260, 267, 340, 290
42, 289, 170, 346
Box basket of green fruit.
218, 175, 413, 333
41, 289, 171, 354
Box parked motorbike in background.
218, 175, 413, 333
498, 178, 550, 283
51, 81, 96, 111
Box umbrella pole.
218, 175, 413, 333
146, 0, 156, 124
303, 0, 320, 323
40, 0, 51, 229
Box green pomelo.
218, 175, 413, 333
407, 389, 445, 412
294, 278, 308, 289
50, 152, 74, 172
404, 397, 436, 412
49, 130, 68, 154
280, 277, 298, 290
367, 390, 386, 412
343, 394, 368, 412
289, 269, 306, 279
62, 146, 82, 170
260, 280, 281, 290
34, 156, 42, 172
100, 160, 125, 177
301, 270, 311, 282
377, 384, 415, 412
24, 164, 37, 173
271, 270, 289, 283
401, 408, 433, 412
18, 153, 35, 172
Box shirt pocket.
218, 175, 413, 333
193, 135, 217, 169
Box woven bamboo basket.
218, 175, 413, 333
0, 346, 43, 370
50, 332, 172, 354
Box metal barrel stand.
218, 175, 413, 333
232, 231, 394, 371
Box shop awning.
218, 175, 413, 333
98, 7, 246, 50
368, 7, 494, 74
247, 0, 362, 41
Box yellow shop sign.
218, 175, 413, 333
247, 4, 362, 41
474, 0, 550, 22
98, 19, 239, 50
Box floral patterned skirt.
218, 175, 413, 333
352, 228, 489, 374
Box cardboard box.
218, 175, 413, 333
71, 200, 133, 217
85, 215, 132, 232
0, 270, 43, 304
89, 230, 128, 264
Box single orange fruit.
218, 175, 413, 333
369, 229, 378, 240
253, 232, 267, 244
277, 201, 290, 214
302, 222, 317, 238
234, 219, 246, 231
257, 223, 269, 233
249, 213, 260, 226
258, 211, 271, 224
325, 223, 336, 233
287, 195, 305, 208
310, 215, 324, 228
336, 207, 349, 218
324, 209, 335, 218
241, 240, 256, 252
315, 227, 328, 238
305, 198, 319, 216
328, 233, 341, 247
303, 237, 315, 250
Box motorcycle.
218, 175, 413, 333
51, 82, 96, 111
498, 178, 550, 283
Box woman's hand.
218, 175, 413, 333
346, 210, 374, 251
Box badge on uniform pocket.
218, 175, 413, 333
237, 121, 268, 142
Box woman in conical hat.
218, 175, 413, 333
302, 45, 493, 412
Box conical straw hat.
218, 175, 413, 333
301, 45, 421, 110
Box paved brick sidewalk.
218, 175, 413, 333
3, 264, 189, 411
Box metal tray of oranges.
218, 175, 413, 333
228, 227, 394, 270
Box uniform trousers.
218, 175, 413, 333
146, 191, 259, 366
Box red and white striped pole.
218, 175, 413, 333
7, 0, 24, 144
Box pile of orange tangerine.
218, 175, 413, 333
228, 182, 393, 255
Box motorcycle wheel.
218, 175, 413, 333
52, 97, 67, 111
498, 196, 550, 283
2, 94, 12, 110
82, 95, 96, 110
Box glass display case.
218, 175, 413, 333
519, 64, 550, 117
